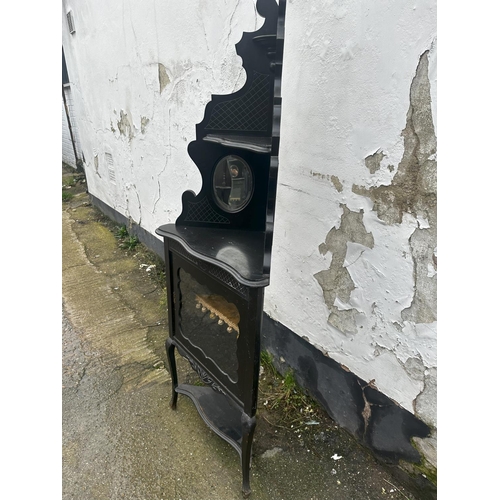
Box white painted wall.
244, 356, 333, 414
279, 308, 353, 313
62, 97, 75, 167
62, 85, 83, 167
269, 0, 437, 420
62, 0, 262, 228
62, 0, 436, 438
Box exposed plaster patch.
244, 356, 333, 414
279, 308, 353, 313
415, 367, 437, 428
140, 116, 150, 134
117, 110, 134, 142
158, 63, 170, 94
404, 356, 426, 383
364, 149, 385, 174
403, 228, 436, 323
353, 51, 436, 225
315, 205, 374, 334
310, 171, 343, 192
330, 175, 343, 192
413, 430, 437, 470
412, 368, 437, 469
352, 50, 437, 325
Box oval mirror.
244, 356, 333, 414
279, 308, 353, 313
212, 155, 253, 213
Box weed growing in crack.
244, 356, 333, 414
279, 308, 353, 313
114, 225, 129, 240
260, 350, 278, 377
114, 225, 139, 251
120, 235, 139, 251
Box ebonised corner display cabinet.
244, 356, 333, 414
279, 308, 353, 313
155, 0, 286, 496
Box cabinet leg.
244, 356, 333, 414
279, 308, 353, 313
165, 337, 178, 410
241, 413, 256, 498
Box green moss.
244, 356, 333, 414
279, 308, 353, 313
62, 175, 76, 187
412, 458, 437, 487
62, 191, 74, 202
404, 441, 437, 487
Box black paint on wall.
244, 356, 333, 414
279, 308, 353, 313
261, 314, 430, 464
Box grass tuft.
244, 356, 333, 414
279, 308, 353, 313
259, 350, 321, 428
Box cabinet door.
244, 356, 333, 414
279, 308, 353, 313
171, 251, 248, 401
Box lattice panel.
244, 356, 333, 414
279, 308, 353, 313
203, 264, 249, 297
206, 72, 271, 132
170, 240, 249, 298
184, 197, 230, 224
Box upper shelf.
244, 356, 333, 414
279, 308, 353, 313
202, 134, 271, 153
155, 224, 269, 287
253, 34, 277, 51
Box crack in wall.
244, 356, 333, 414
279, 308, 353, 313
315, 205, 374, 334
153, 108, 171, 214
94, 154, 100, 177
225, 0, 243, 54
125, 182, 142, 225
358, 378, 385, 440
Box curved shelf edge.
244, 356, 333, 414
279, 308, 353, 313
176, 384, 243, 458
156, 225, 270, 288
202, 134, 272, 153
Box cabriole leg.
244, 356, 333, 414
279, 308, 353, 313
165, 337, 178, 410
241, 413, 256, 498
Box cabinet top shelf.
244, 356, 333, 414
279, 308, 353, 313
253, 34, 277, 50
156, 224, 269, 287
203, 134, 272, 154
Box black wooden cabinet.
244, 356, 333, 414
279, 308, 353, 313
156, 1, 286, 496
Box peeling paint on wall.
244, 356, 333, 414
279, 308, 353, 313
364, 149, 385, 174
158, 63, 170, 94
353, 51, 437, 325
310, 170, 343, 192
140, 116, 150, 134
271, 44, 437, 424
314, 205, 374, 334
330, 175, 343, 192
354, 52, 436, 224
413, 367, 437, 470
117, 110, 134, 142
